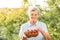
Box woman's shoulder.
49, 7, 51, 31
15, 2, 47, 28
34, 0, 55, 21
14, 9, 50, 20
21, 21, 28, 27
38, 21, 46, 25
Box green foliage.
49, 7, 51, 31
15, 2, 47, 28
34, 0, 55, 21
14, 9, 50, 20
0, 8, 28, 40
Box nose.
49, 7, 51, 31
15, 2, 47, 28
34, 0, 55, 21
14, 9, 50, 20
32, 15, 36, 18
33, 14, 37, 17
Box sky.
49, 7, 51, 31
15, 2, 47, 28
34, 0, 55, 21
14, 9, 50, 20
0, 0, 22, 8
0, 0, 48, 8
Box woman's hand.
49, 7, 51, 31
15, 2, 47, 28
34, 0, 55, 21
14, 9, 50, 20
21, 34, 27, 40
24, 30, 31, 38
36, 27, 51, 40
36, 27, 43, 33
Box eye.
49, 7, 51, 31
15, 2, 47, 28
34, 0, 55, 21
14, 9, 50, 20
35, 14, 38, 16
31, 14, 33, 16
35, 14, 37, 16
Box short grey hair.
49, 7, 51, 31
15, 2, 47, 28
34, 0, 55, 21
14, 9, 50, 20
27, 6, 40, 15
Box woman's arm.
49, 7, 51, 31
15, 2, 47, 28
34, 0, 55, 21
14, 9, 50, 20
41, 29, 51, 40
37, 27, 51, 40
19, 24, 27, 40
20, 34, 27, 40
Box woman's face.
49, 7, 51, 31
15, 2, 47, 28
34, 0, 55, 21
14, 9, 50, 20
29, 10, 39, 21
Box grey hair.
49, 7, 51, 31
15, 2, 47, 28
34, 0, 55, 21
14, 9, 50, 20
27, 6, 40, 16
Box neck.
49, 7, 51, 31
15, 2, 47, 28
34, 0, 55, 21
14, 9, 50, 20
30, 20, 37, 26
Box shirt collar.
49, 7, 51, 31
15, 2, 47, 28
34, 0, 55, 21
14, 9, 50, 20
28, 20, 38, 26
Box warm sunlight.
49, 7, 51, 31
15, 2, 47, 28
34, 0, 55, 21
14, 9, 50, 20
0, 0, 22, 8
0, 0, 48, 8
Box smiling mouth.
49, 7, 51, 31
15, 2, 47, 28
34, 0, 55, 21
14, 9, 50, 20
31, 17, 36, 19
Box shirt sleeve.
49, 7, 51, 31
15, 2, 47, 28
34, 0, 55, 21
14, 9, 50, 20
19, 24, 25, 38
41, 23, 48, 32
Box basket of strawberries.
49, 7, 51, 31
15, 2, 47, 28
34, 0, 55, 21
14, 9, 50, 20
24, 29, 38, 38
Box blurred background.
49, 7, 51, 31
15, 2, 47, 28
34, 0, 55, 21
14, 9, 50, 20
0, 0, 60, 40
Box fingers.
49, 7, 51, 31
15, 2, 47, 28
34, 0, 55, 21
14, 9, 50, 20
36, 27, 43, 32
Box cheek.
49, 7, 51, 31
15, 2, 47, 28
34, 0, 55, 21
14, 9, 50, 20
28, 15, 32, 19
31, 16, 33, 19
35, 17, 38, 19
36, 16, 39, 18
29, 16, 33, 19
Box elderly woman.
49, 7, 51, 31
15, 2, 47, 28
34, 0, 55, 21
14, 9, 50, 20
19, 6, 51, 40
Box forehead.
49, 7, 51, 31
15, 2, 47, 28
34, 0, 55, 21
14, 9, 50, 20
30, 10, 38, 14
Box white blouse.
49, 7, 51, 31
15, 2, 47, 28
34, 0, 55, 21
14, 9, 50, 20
19, 21, 48, 40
